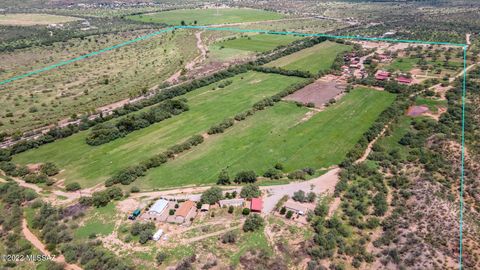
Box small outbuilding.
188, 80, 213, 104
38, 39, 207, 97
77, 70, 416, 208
250, 198, 263, 213
200, 204, 210, 212
218, 198, 245, 208
284, 201, 309, 216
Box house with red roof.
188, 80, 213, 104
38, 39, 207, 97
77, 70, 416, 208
396, 76, 413, 84
250, 198, 263, 213
375, 70, 390, 81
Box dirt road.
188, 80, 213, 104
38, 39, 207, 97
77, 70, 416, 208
166, 31, 207, 84
22, 219, 82, 270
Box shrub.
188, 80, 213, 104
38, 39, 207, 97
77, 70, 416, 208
243, 214, 264, 232
221, 231, 237, 244
292, 190, 306, 202
286, 210, 293, 219
263, 168, 282, 179
40, 162, 59, 176
228, 206, 234, 214
234, 170, 257, 183
65, 182, 81, 192
242, 208, 251, 215
280, 206, 286, 215
156, 252, 168, 265
288, 170, 306, 180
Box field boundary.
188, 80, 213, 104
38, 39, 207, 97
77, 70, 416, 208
0, 25, 468, 269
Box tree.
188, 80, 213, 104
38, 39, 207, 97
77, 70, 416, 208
234, 171, 257, 183
65, 182, 81, 192
40, 162, 59, 176
240, 184, 261, 199
201, 187, 223, 204
217, 169, 230, 185
286, 210, 293, 219
242, 208, 250, 215
288, 170, 306, 180
243, 214, 264, 232
228, 205, 234, 214
280, 206, 286, 215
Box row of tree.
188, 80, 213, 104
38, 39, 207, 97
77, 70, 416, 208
86, 99, 189, 145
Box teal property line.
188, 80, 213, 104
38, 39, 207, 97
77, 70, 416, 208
0, 24, 469, 269
458, 45, 467, 270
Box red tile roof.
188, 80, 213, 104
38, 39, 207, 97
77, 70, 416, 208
250, 198, 263, 212
396, 76, 413, 84
176, 201, 195, 217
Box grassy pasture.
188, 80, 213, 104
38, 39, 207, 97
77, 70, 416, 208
0, 13, 80, 26
136, 87, 395, 189
127, 8, 285, 26
208, 33, 301, 61
0, 30, 198, 133
265, 41, 352, 74
215, 34, 301, 52
13, 72, 305, 188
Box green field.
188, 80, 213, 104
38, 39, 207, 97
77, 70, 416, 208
265, 41, 352, 74
0, 13, 80, 26
387, 57, 464, 73
127, 8, 284, 26
136, 87, 395, 189
74, 202, 116, 239
216, 34, 301, 52
13, 72, 305, 188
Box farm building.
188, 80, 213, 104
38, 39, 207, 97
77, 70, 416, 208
174, 201, 196, 223
250, 198, 263, 212
148, 199, 169, 216
375, 70, 390, 81
284, 201, 309, 215
396, 76, 413, 84
219, 198, 245, 208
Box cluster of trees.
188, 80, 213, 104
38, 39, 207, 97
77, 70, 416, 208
0, 183, 37, 268
61, 241, 133, 270
207, 118, 234, 135
239, 184, 261, 199
0, 161, 59, 185
86, 99, 189, 145
130, 222, 156, 244
200, 187, 223, 205
252, 66, 312, 78
91, 187, 123, 207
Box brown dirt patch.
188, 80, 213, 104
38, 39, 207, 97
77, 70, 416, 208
406, 105, 429, 116
283, 78, 346, 108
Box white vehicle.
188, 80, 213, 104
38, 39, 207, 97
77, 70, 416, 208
152, 229, 164, 241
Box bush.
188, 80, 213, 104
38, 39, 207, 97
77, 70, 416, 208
221, 231, 237, 244
286, 210, 293, 219
240, 184, 261, 199
263, 168, 282, 179
292, 190, 306, 202
288, 170, 306, 180
228, 206, 234, 214
65, 182, 81, 192
234, 170, 257, 183
156, 252, 168, 265
243, 214, 264, 232
242, 208, 251, 215
40, 162, 59, 176
280, 206, 286, 215
274, 163, 284, 171
130, 186, 140, 193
